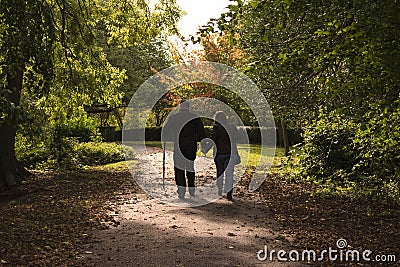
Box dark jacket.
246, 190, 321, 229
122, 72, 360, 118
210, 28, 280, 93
163, 110, 206, 159
211, 123, 238, 155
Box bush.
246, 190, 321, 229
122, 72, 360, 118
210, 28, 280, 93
298, 117, 357, 187
15, 133, 49, 169
296, 107, 400, 199
64, 115, 100, 142
16, 139, 136, 169
351, 104, 400, 197
74, 142, 135, 166
17, 146, 50, 169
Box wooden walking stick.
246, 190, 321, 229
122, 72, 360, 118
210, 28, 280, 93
162, 140, 166, 190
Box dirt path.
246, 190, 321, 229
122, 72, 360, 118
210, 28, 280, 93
83, 149, 306, 267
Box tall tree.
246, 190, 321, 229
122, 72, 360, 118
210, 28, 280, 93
0, 0, 54, 189
0, 0, 181, 190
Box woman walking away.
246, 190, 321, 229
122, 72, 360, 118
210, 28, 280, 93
204, 111, 239, 201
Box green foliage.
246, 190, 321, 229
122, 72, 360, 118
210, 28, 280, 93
74, 142, 135, 166
351, 102, 400, 197
298, 116, 357, 187
64, 115, 99, 142
15, 100, 102, 168
16, 139, 135, 169
0, 0, 181, 187
0, 0, 54, 92
100, 0, 181, 47
104, 37, 174, 106
210, 0, 400, 199
211, 0, 400, 122
297, 107, 400, 198
15, 135, 49, 169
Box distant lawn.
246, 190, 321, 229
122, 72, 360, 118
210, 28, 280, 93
142, 141, 287, 169
144, 141, 163, 149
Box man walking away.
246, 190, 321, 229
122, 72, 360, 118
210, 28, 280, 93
163, 100, 206, 199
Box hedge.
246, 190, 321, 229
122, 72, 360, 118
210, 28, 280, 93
116, 126, 302, 146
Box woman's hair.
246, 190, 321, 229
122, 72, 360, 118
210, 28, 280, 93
214, 111, 227, 125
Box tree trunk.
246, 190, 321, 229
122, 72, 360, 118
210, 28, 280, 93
280, 120, 290, 156
0, 119, 18, 190
277, 120, 284, 147
0, 66, 23, 190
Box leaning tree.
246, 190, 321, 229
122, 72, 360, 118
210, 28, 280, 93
0, 0, 181, 190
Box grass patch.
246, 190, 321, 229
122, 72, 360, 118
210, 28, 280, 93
144, 141, 163, 149
93, 160, 136, 172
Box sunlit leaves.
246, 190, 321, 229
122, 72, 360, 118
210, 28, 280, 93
100, 0, 181, 47
0, 0, 181, 177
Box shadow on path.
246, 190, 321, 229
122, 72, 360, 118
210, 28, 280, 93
84, 183, 306, 267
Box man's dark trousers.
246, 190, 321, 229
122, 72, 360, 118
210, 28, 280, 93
174, 148, 196, 197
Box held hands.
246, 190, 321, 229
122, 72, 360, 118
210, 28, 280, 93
200, 138, 213, 156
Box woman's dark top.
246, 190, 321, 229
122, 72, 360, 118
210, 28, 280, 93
211, 123, 238, 155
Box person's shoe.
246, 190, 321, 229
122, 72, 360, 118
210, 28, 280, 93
177, 188, 186, 199
227, 191, 233, 201
189, 187, 195, 197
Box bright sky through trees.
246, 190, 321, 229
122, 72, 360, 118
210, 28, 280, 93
176, 0, 230, 37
